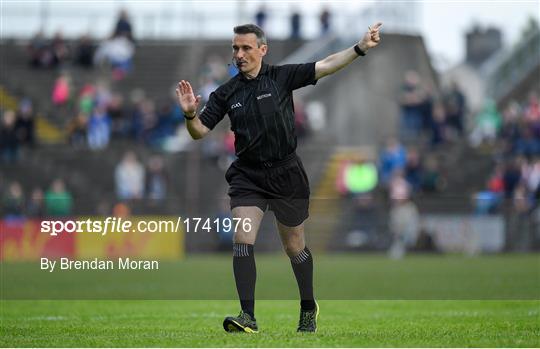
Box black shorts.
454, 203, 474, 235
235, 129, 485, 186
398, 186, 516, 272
225, 152, 310, 227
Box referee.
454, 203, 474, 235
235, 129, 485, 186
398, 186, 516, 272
176, 22, 382, 333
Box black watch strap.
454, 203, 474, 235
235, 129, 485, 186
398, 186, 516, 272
354, 44, 366, 56
184, 112, 196, 120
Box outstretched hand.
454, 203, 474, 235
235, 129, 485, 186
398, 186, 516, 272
176, 80, 202, 115
358, 22, 382, 52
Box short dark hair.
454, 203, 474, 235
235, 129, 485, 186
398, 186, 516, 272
233, 24, 267, 46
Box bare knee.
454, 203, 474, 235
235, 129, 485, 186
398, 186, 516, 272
277, 221, 306, 257
233, 230, 256, 244
282, 234, 305, 257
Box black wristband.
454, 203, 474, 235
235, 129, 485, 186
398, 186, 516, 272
353, 44, 366, 56
184, 112, 196, 120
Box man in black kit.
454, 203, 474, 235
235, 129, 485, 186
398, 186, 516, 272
176, 22, 382, 333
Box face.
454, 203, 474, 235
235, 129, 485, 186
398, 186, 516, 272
232, 33, 267, 75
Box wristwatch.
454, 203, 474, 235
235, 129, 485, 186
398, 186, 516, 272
184, 112, 196, 120
353, 44, 366, 56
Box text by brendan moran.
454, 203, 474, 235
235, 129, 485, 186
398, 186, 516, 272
40, 258, 159, 272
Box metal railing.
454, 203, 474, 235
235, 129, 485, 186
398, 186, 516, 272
487, 26, 540, 101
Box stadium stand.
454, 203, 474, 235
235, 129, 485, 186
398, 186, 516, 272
1, 25, 539, 251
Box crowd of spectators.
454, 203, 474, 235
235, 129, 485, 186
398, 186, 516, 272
335, 144, 430, 257
59, 80, 184, 151
0, 148, 171, 219
378, 137, 443, 195
53, 47, 238, 153
28, 30, 70, 69
12, 7, 322, 160
496, 92, 540, 156
333, 74, 537, 252
335, 69, 467, 254
5, 10, 537, 252
473, 90, 540, 217
27, 10, 135, 81
1, 178, 72, 219
0, 99, 36, 164
398, 70, 466, 147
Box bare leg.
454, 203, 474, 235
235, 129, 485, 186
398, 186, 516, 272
276, 220, 306, 257
232, 206, 264, 244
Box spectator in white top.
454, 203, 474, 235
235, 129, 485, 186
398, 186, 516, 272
115, 151, 145, 200
94, 32, 135, 80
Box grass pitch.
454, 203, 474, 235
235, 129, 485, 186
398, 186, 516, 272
1, 300, 538, 347
1, 253, 539, 347
2, 254, 539, 299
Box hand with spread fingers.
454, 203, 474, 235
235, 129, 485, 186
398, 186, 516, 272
358, 22, 382, 53
175, 80, 202, 116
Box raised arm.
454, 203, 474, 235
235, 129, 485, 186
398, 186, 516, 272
176, 80, 210, 140
315, 22, 382, 80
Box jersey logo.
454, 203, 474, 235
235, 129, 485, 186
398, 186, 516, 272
256, 93, 271, 100
231, 102, 242, 110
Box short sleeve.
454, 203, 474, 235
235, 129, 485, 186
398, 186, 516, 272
198, 89, 227, 130
278, 62, 318, 91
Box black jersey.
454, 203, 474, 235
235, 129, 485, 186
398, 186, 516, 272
199, 62, 317, 163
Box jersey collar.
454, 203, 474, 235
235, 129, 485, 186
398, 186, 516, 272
238, 62, 269, 81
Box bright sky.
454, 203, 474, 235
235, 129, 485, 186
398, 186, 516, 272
1, 0, 538, 68
421, 1, 539, 68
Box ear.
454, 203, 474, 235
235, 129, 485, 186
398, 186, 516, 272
260, 44, 268, 57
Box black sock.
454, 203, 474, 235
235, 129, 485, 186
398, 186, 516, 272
290, 247, 315, 311
233, 243, 256, 318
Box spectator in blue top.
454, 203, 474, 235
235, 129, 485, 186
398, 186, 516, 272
87, 105, 112, 150
379, 137, 407, 186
